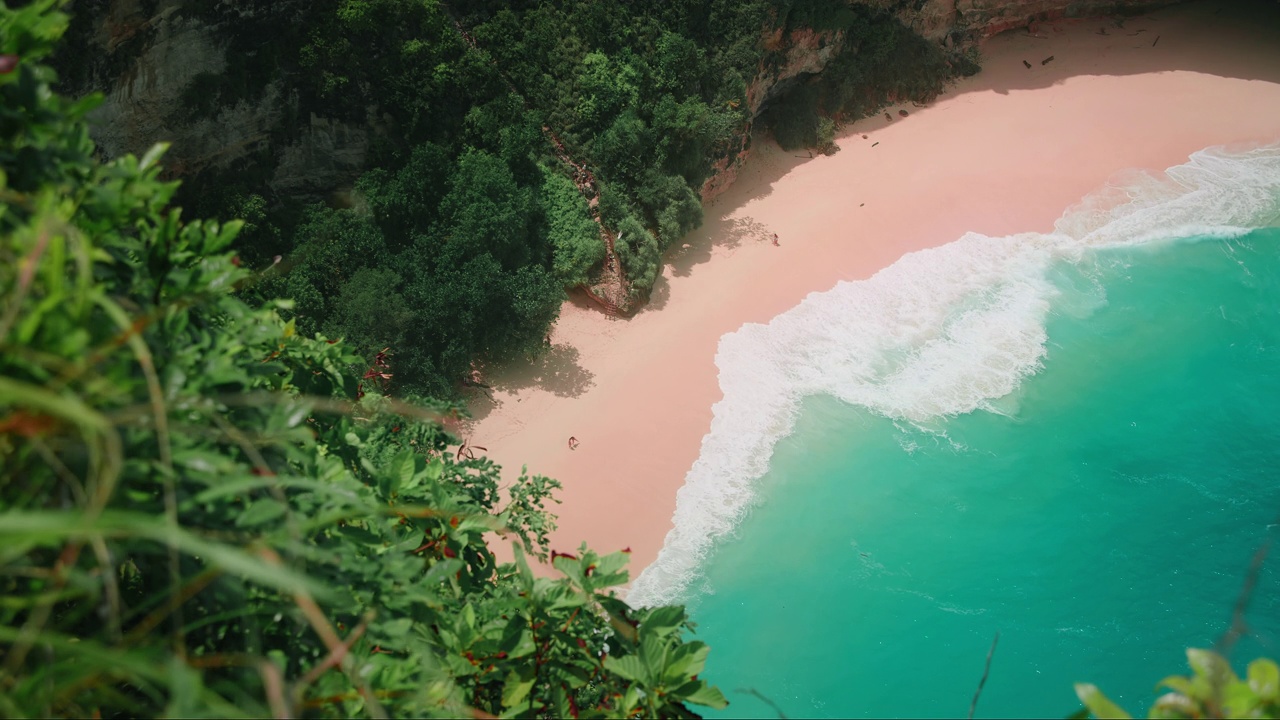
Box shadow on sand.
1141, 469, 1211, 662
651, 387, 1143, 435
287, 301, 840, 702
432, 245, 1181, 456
662, 0, 1280, 280
666, 215, 773, 279
460, 339, 596, 425
465, 0, 1277, 416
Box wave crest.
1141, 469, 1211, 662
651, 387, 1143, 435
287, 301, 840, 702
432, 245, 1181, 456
627, 143, 1280, 608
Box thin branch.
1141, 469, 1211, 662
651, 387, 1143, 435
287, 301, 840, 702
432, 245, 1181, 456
88, 534, 122, 642
1214, 531, 1274, 657
968, 631, 1000, 720
260, 661, 291, 720
30, 437, 87, 504
258, 548, 387, 719
97, 295, 185, 657
0, 226, 50, 342
124, 569, 220, 644
3, 542, 84, 673
294, 615, 370, 691
209, 413, 304, 546
736, 687, 788, 719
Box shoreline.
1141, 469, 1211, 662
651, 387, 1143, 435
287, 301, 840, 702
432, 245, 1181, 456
465, 0, 1280, 585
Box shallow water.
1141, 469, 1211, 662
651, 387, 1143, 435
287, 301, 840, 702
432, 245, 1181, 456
626, 144, 1280, 717
691, 231, 1280, 717
629, 145, 1280, 609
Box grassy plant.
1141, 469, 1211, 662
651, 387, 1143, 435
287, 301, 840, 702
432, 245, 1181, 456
0, 3, 727, 716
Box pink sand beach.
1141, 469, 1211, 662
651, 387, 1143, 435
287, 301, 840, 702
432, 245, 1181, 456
463, 1, 1280, 581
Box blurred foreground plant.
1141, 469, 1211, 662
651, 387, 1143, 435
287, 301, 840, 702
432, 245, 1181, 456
0, 2, 726, 716
1075, 650, 1280, 719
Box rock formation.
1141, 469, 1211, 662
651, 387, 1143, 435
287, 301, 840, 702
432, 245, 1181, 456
62, 0, 1182, 203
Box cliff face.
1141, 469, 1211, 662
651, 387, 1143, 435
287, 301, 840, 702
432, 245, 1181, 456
875, 0, 1181, 43
65, 0, 368, 196
699, 0, 1181, 200
720, 0, 1182, 132
67, 0, 1179, 203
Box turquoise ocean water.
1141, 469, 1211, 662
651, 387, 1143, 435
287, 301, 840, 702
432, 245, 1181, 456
627, 145, 1280, 717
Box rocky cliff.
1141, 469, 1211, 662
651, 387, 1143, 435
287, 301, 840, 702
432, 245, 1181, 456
62, 0, 1181, 204
882, 0, 1180, 44
700, 0, 1182, 200
60, 0, 370, 197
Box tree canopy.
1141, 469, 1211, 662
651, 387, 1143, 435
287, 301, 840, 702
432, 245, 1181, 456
0, 3, 728, 716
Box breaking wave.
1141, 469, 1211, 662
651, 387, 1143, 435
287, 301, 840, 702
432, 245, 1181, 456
627, 143, 1280, 607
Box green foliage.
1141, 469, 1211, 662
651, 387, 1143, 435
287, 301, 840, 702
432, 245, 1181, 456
1075, 650, 1280, 719
63, 0, 972, 370
460, 0, 763, 289
576, 51, 640, 133
614, 215, 662, 294
640, 170, 704, 251
759, 5, 959, 151
280, 206, 390, 336
541, 167, 606, 288
273, 140, 568, 397
434, 149, 537, 271
0, 5, 727, 716
356, 141, 453, 245
816, 117, 837, 154
322, 267, 412, 359
591, 111, 653, 192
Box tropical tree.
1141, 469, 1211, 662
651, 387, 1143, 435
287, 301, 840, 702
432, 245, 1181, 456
0, 3, 728, 716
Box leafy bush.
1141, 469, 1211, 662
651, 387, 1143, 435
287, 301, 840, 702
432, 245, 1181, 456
816, 117, 837, 154
1076, 649, 1280, 719
541, 167, 606, 288
614, 214, 662, 294
0, 3, 728, 716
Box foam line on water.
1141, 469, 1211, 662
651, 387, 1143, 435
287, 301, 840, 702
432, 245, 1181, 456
626, 143, 1280, 608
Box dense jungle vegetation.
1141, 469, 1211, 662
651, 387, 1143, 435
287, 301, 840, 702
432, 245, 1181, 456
9, 1, 1280, 718
1, 3, 728, 715
55, 0, 967, 398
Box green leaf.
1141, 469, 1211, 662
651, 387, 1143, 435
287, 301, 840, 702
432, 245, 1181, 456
639, 631, 667, 680
390, 450, 416, 495
641, 605, 686, 637
0, 376, 110, 432
1073, 683, 1132, 719
1223, 680, 1260, 718
210, 219, 244, 252
1186, 648, 1237, 684
379, 618, 413, 639
662, 642, 709, 685
1149, 692, 1198, 719
501, 669, 535, 708
1157, 675, 1194, 695
682, 683, 729, 709
603, 654, 648, 684
192, 475, 365, 506
164, 657, 203, 718
498, 617, 535, 659
138, 142, 170, 171
511, 542, 535, 591
1248, 658, 1280, 700
235, 499, 286, 528
0, 510, 329, 599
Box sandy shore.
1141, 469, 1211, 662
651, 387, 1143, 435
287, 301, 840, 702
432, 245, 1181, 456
465, 0, 1280, 581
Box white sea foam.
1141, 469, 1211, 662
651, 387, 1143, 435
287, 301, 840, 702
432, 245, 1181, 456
626, 143, 1280, 608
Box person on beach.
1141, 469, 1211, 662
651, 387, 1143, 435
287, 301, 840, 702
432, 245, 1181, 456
568, 436, 579, 450
772, 233, 780, 246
